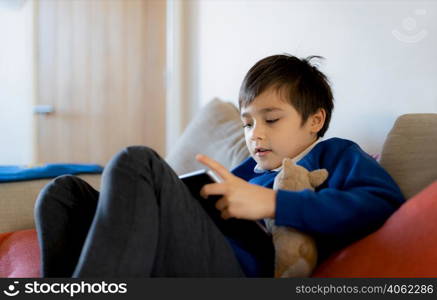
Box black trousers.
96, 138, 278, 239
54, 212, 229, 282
34, 146, 274, 277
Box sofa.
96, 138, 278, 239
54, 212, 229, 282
1, 98, 436, 278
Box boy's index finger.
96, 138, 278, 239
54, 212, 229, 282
195, 154, 232, 181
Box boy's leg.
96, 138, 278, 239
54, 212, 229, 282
73, 146, 246, 277
34, 175, 99, 277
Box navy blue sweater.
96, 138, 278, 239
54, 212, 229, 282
228, 137, 405, 277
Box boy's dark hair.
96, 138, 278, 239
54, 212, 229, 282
238, 54, 334, 137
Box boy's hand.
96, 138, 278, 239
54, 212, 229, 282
195, 154, 276, 220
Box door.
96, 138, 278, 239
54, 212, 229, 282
35, 0, 166, 165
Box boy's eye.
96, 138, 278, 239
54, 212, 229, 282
242, 123, 252, 128
266, 119, 279, 124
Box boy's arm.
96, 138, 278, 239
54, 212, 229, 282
274, 146, 405, 238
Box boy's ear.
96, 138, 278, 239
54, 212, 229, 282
310, 108, 326, 133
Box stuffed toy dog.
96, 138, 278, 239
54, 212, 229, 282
265, 158, 328, 278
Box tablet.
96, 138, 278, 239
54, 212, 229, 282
179, 169, 271, 246
179, 169, 223, 200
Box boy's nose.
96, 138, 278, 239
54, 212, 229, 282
250, 125, 266, 140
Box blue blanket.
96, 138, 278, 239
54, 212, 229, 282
0, 163, 104, 182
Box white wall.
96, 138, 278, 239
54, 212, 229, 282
0, 0, 34, 164
191, 0, 437, 154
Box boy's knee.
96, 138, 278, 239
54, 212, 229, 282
42, 175, 78, 194
35, 175, 78, 211
126, 146, 161, 161
52, 174, 79, 186
112, 146, 161, 166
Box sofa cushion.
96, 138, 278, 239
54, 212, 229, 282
312, 180, 437, 277
165, 98, 249, 175
0, 229, 40, 278
380, 113, 437, 199
0, 174, 101, 234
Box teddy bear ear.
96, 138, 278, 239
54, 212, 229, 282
309, 169, 329, 187
282, 157, 293, 167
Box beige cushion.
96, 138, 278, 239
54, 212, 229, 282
380, 113, 437, 199
0, 174, 101, 233
165, 98, 249, 175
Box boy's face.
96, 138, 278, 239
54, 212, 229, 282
240, 88, 319, 170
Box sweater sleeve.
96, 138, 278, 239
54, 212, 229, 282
274, 145, 405, 237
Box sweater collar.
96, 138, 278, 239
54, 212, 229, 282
253, 138, 322, 174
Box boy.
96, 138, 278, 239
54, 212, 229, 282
35, 54, 404, 278
195, 54, 405, 276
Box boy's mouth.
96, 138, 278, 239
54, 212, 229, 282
254, 147, 272, 157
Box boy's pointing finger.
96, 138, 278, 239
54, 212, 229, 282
195, 154, 232, 180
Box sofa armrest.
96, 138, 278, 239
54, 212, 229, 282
312, 180, 437, 277
0, 229, 39, 278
